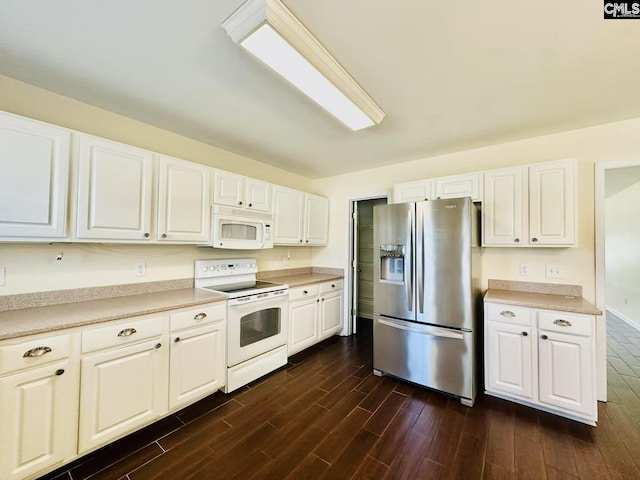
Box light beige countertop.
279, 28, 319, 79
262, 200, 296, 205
485, 287, 602, 316
262, 272, 343, 288
0, 288, 226, 341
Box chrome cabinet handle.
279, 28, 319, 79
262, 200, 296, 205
162, 233, 167, 238
55, 369, 65, 376
194, 313, 207, 320
500, 310, 516, 318
249, 203, 253, 207
23, 346, 52, 358
303, 290, 308, 294
144, 232, 150, 238
522, 331, 528, 336
531, 237, 538, 243
331, 284, 335, 288
155, 343, 162, 349
174, 337, 181, 343
239, 201, 243, 206
553, 319, 572, 327
541, 334, 548, 340
117, 328, 137, 337
514, 238, 520, 243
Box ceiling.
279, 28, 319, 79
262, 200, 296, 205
1, 1, 639, 179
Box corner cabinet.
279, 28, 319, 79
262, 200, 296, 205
0, 333, 80, 480
0, 111, 70, 240
288, 280, 343, 356
273, 186, 329, 246
483, 159, 576, 247
157, 154, 210, 243
484, 302, 596, 425
75, 134, 154, 241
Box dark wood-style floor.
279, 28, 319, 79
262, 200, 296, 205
40, 315, 640, 480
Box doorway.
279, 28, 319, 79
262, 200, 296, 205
596, 161, 640, 402
349, 196, 387, 335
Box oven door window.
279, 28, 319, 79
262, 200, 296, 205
221, 222, 258, 241
240, 307, 281, 347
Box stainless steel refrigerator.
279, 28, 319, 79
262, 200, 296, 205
373, 197, 481, 406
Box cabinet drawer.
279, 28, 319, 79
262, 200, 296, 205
320, 279, 343, 294
0, 334, 72, 375
485, 303, 532, 326
538, 311, 594, 337
82, 315, 165, 353
289, 284, 320, 302
170, 302, 226, 332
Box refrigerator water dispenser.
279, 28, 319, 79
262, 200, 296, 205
379, 244, 405, 284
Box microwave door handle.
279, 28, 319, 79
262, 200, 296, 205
261, 223, 266, 248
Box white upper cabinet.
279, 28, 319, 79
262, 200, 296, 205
273, 186, 329, 246
528, 159, 576, 246
157, 154, 210, 243
272, 185, 305, 245
304, 194, 329, 245
434, 172, 482, 202
75, 134, 154, 241
213, 170, 271, 212
483, 167, 525, 246
0, 112, 70, 239
483, 159, 576, 247
392, 179, 433, 204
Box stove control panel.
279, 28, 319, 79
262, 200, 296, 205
195, 258, 258, 279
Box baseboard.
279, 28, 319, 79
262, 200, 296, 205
606, 306, 640, 332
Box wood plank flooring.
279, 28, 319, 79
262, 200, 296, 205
40, 315, 640, 480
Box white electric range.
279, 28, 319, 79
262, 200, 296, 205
195, 259, 288, 393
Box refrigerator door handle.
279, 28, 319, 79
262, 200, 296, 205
406, 209, 414, 312
378, 318, 465, 340
417, 206, 424, 314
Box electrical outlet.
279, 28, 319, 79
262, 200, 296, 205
0, 266, 5, 286
134, 262, 146, 276
519, 264, 529, 277
545, 264, 565, 279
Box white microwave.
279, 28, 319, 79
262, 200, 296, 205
209, 205, 273, 249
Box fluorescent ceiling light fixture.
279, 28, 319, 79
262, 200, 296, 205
222, 0, 385, 131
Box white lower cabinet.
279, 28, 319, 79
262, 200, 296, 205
169, 303, 226, 410
0, 333, 80, 480
288, 280, 343, 356
484, 302, 597, 425
78, 337, 169, 453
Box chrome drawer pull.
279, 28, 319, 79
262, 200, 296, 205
194, 313, 207, 320
500, 310, 516, 318
23, 346, 52, 358
553, 319, 572, 327
117, 328, 137, 337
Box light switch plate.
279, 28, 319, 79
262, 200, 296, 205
134, 263, 146, 276
546, 264, 565, 279
519, 264, 529, 277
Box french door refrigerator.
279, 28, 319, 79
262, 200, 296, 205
373, 197, 481, 406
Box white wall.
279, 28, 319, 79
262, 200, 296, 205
312, 116, 640, 305
0, 75, 313, 295
605, 181, 640, 327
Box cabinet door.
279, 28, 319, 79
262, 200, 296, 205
272, 186, 304, 245
169, 323, 225, 410
78, 338, 168, 452
213, 170, 244, 208
0, 359, 78, 480
538, 330, 594, 417
76, 135, 154, 240
245, 178, 272, 212
157, 155, 210, 243
483, 167, 525, 246
392, 180, 432, 204
0, 112, 70, 239
304, 194, 329, 245
319, 292, 343, 339
528, 159, 576, 246
288, 299, 319, 356
486, 321, 533, 399
434, 172, 482, 202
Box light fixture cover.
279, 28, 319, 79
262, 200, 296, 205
222, 0, 385, 130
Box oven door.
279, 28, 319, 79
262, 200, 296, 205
211, 214, 272, 250
227, 293, 288, 367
